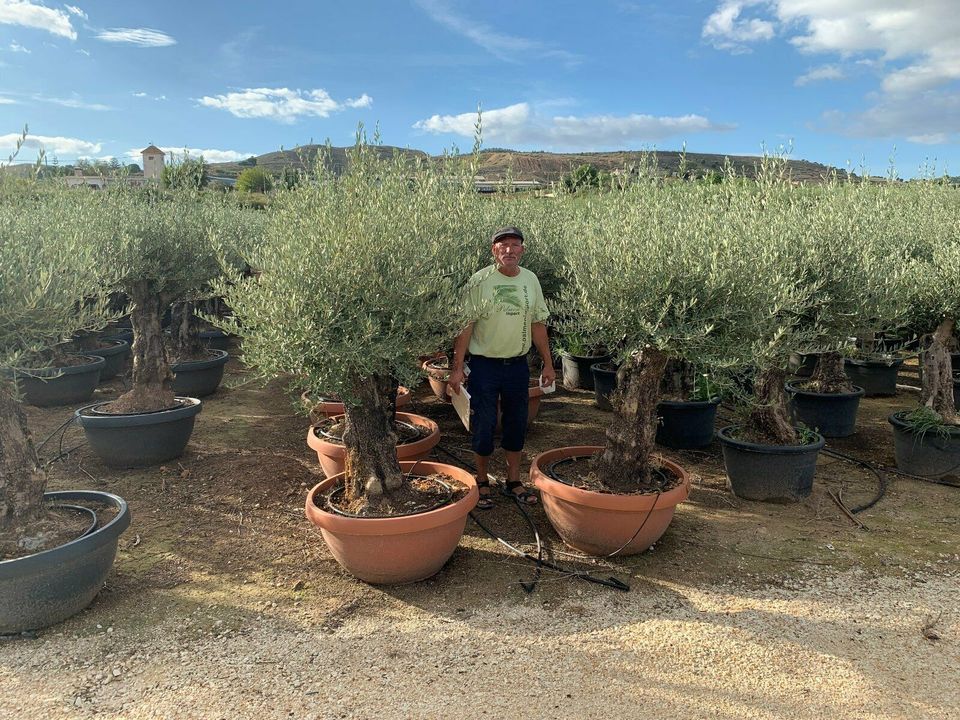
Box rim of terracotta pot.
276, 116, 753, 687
422, 358, 450, 379
301, 386, 411, 416
305, 460, 478, 535
306, 411, 440, 460
531, 445, 690, 511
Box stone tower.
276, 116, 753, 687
141, 145, 165, 180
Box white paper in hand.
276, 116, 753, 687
539, 375, 556, 394
448, 383, 471, 431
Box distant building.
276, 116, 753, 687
64, 144, 165, 189
141, 145, 165, 180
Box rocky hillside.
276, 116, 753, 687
208, 145, 846, 184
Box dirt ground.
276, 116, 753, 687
2, 351, 958, 719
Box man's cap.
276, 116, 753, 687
491, 226, 524, 244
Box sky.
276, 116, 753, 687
0, 0, 958, 177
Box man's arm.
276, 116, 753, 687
532, 322, 555, 387
447, 322, 474, 395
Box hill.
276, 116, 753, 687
208, 145, 846, 184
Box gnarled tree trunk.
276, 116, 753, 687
593, 346, 669, 492
748, 367, 798, 445
170, 301, 203, 362
921, 318, 958, 425
0, 381, 46, 549
661, 358, 696, 400
110, 282, 175, 413
342, 374, 404, 500
810, 351, 854, 394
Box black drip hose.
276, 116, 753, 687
433, 443, 630, 593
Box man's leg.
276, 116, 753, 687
468, 358, 500, 507
499, 361, 535, 503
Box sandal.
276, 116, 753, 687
476, 479, 495, 510
501, 480, 538, 505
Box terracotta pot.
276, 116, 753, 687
300, 386, 411, 423
422, 358, 452, 403
531, 445, 690, 557
306, 411, 440, 478
304, 460, 478, 584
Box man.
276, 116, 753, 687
448, 226, 555, 508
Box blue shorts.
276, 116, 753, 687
467, 355, 530, 456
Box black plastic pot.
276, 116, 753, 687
171, 349, 229, 397
6, 355, 104, 407
199, 329, 231, 351
561, 352, 611, 391
656, 397, 721, 449
788, 352, 820, 377
954, 375, 959, 411
843, 357, 904, 397
590, 362, 618, 410
786, 381, 864, 438
888, 411, 960, 480
0, 490, 130, 633
76, 397, 202, 467
717, 425, 825, 503
87, 339, 130, 381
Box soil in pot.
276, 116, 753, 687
304, 460, 478, 584
530, 446, 690, 557
591, 362, 618, 410
1, 503, 97, 561
423, 357, 452, 403
717, 425, 825, 502
786, 380, 864, 438
306, 411, 440, 479
321, 473, 470, 518
561, 351, 611, 391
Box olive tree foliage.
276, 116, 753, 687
897, 181, 960, 424
784, 180, 916, 394
0, 179, 116, 541
85, 188, 254, 412
556, 176, 756, 489
213, 142, 486, 501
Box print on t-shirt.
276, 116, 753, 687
493, 285, 524, 314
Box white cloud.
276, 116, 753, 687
795, 64, 844, 86
414, 102, 732, 149
64, 4, 86, 20
0, 96, 17, 104
907, 133, 948, 145
8, 40, 29, 53
96, 28, 176, 47
0, 0, 75, 40
132, 91, 147, 97
0, 132, 101, 156
702, 1, 775, 53
198, 87, 372, 123
124, 146, 255, 164
77, 48, 89, 56
703, 1, 960, 139
33, 93, 111, 111
414, 0, 581, 66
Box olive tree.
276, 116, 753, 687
0, 180, 113, 551
557, 177, 748, 490
899, 181, 960, 425
214, 143, 485, 502
88, 188, 251, 413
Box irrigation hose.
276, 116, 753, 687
433, 443, 630, 593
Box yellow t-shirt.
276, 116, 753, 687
464, 265, 549, 358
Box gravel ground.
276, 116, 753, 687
2, 567, 957, 719
3, 358, 958, 719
